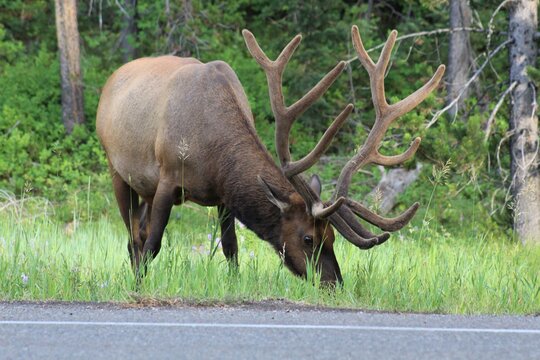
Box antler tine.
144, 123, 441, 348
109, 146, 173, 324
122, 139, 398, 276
346, 199, 419, 232
284, 104, 353, 177
351, 25, 375, 71
352, 26, 397, 117
387, 64, 446, 121
242, 29, 273, 68
328, 208, 390, 249
377, 30, 397, 75
371, 137, 421, 166
287, 61, 347, 121
242, 29, 301, 73
312, 197, 346, 218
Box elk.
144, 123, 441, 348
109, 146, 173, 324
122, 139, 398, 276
96, 25, 445, 283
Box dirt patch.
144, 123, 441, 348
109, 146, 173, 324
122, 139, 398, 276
0, 298, 374, 313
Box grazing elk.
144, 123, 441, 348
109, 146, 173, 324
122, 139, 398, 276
96, 26, 445, 283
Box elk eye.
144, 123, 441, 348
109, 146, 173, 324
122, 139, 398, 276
303, 235, 314, 245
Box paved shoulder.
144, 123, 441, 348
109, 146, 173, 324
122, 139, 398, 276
1, 302, 539, 359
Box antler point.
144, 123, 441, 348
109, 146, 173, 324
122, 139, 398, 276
437, 64, 447, 74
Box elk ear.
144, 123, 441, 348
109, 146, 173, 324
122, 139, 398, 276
309, 174, 322, 197
258, 175, 290, 212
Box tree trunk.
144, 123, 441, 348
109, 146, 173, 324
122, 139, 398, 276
509, 0, 539, 244
119, 0, 137, 62
365, 0, 374, 19
54, 0, 85, 133
367, 164, 422, 215
446, 0, 474, 118
165, 0, 193, 56
183, 0, 193, 22
179, 0, 193, 57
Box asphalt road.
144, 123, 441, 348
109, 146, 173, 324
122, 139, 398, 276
1, 301, 539, 359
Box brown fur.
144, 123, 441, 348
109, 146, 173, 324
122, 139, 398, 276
97, 56, 342, 283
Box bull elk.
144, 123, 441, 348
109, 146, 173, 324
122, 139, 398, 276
96, 26, 445, 283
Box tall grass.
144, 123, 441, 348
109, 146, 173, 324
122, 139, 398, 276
1, 194, 539, 314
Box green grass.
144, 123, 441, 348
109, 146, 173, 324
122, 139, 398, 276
1, 199, 539, 315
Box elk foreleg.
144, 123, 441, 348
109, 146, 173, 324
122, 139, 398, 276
141, 181, 178, 269
218, 204, 238, 266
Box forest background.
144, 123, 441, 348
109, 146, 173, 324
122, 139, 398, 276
0, 0, 538, 243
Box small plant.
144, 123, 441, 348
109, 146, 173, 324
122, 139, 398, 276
207, 209, 222, 261
418, 159, 452, 241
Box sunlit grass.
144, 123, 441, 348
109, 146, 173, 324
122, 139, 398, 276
1, 201, 539, 314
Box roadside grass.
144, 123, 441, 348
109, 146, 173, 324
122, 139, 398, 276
1, 201, 539, 315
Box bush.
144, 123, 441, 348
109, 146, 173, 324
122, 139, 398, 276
0, 47, 111, 221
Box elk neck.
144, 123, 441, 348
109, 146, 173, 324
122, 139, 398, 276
214, 121, 295, 248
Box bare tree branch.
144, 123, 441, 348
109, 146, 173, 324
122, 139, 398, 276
114, 0, 130, 18
497, 129, 514, 180
426, 38, 513, 129
484, 81, 518, 142
345, 27, 485, 64
487, 0, 514, 52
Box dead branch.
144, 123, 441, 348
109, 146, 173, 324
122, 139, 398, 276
497, 129, 514, 180
426, 38, 513, 129
114, 0, 130, 18
484, 81, 518, 142
345, 27, 484, 64
487, 0, 514, 52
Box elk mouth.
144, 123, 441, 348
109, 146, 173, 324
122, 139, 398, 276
280, 247, 343, 285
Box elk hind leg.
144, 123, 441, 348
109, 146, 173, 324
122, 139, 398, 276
110, 169, 144, 272
138, 202, 151, 245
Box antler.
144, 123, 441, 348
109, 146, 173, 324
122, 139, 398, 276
242, 30, 351, 177
242, 26, 445, 249
334, 26, 445, 198
242, 29, 350, 215
325, 26, 445, 245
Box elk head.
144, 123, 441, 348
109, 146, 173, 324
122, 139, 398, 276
243, 26, 445, 283
258, 174, 341, 283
